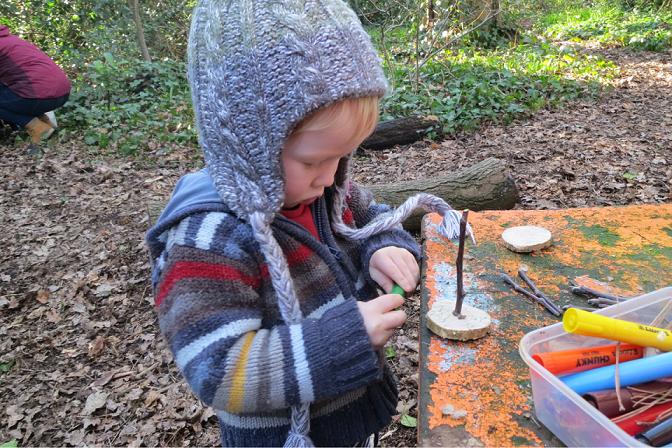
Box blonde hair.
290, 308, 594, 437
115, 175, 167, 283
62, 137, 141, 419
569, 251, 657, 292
292, 97, 379, 143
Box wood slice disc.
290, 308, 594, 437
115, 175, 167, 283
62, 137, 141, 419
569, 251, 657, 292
426, 299, 491, 341
501, 226, 552, 253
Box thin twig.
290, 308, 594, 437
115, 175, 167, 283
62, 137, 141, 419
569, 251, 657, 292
518, 268, 562, 315
615, 341, 626, 411
453, 210, 469, 319
501, 273, 560, 316
650, 297, 672, 328
562, 305, 595, 312
587, 298, 618, 307
572, 286, 629, 302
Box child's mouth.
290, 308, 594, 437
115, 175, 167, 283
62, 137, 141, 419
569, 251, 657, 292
302, 195, 321, 205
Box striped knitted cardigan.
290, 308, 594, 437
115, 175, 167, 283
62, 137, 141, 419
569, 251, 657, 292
146, 172, 421, 447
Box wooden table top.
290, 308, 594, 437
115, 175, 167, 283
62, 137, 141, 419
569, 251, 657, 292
418, 204, 672, 447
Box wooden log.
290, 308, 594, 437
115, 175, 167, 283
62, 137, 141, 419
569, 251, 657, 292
147, 158, 519, 232
360, 115, 440, 151
368, 157, 519, 231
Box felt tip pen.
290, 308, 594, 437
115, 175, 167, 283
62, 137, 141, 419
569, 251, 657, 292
532, 343, 643, 376
563, 308, 672, 352
561, 350, 672, 395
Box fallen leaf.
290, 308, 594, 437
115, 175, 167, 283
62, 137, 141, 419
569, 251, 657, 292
5, 405, 24, 428
94, 370, 118, 387
35, 290, 50, 304
82, 391, 109, 416
46, 310, 62, 323
61, 348, 80, 358
88, 336, 105, 358
145, 389, 165, 407
400, 414, 417, 428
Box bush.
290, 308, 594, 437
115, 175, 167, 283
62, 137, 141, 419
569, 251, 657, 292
59, 53, 197, 155
374, 30, 617, 133
543, 6, 672, 52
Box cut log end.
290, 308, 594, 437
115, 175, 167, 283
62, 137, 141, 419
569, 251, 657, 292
501, 226, 552, 253
426, 299, 491, 341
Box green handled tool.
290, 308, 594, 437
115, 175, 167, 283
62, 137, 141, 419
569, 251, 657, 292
391, 283, 405, 310
391, 284, 405, 296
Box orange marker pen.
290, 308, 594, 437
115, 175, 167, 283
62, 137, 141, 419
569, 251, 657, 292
532, 343, 644, 376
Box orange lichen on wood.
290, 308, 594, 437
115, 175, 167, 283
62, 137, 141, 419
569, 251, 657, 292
423, 218, 542, 447
426, 336, 540, 446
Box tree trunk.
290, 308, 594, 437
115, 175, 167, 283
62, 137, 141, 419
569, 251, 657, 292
361, 115, 440, 151
367, 157, 519, 231
131, 0, 151, 62
147, 158, 519, 231
426, 0, 436, 28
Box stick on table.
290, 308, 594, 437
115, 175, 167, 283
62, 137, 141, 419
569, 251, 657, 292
501, 273, 561, 316
453, 210, 469, 319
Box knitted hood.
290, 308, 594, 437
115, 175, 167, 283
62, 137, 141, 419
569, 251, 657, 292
188, 0, 388, 222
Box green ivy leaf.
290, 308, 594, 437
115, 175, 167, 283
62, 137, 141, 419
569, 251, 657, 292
623, 172, 637, 180
400, 414, 417, 428
385, 346, 395, 359
0, 360, 15, 372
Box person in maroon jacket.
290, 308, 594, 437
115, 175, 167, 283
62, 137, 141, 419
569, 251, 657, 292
0, 26, 71, 143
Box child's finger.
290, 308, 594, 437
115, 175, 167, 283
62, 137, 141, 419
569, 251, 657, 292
377, 277, 395, 294
372, 293, 404, 312
400, 250, 420, 285
390, 256, 418, 292
382, 309, 407, 330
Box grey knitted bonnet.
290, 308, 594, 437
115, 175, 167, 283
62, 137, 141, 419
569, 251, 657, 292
188, 0, 388, 222
188, 0, 470, 446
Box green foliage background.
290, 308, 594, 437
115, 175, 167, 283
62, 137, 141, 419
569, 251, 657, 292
0, 0, 669, 155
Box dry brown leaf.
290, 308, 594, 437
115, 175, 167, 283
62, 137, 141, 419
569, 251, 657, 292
145, 389, 165, 407
46, 310, 62, 323
82, 391, 109, 416
35, 290, 50, 304
88, 335, 105, 358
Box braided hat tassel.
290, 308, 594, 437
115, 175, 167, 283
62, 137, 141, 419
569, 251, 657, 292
331, 192, 475, 243
250, 212, 314, 446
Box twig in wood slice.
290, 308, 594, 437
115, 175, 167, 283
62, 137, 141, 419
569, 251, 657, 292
453, 210, 469, 319
518, 266, 562, 315
500, 273, 561, 316
571, 286, 629, 302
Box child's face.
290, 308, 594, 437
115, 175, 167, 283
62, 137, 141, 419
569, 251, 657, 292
282, 124, 364, 210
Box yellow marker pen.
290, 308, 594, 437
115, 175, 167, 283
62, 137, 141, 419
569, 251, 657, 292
563, 308, 672, 352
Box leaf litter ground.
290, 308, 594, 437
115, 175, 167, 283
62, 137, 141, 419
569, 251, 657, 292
0, 46, 670, 447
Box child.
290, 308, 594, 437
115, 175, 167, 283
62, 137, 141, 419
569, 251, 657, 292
146, 0, 465, 446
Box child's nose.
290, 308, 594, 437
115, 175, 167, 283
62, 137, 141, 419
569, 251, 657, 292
314, 166, 336, 187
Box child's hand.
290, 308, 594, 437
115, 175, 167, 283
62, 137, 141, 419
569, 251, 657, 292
369, 247, 420, 295
357, 295, 407, 350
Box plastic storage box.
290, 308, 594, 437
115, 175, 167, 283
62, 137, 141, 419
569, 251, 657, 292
519, 287, 672, 447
